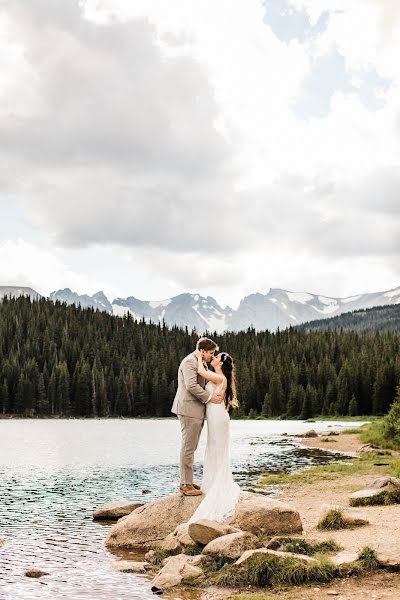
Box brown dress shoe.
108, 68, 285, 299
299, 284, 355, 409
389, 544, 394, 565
179, 484, 203, 496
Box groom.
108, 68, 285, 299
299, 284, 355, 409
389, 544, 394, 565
172, 337, 224, 496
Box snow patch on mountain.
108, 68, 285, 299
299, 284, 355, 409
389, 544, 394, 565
286, 291, 314, 304
384, 287, 400, 299
112, 304, 132, 318
342, 294, 363, 304
149, 299, 171, 309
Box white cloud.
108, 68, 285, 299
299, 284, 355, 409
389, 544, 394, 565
0, 238, 111, 296
0, 0, 399, 306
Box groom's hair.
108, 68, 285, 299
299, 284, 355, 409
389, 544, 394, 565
196, 337, 218, 352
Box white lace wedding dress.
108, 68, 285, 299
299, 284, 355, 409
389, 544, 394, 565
188, 380, 241, 524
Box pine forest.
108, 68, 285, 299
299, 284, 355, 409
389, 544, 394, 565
1, 296, 399, 419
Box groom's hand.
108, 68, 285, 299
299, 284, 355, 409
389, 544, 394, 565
210, 394, 224, 404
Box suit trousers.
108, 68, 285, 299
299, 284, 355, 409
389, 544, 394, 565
178, 414, 204, 485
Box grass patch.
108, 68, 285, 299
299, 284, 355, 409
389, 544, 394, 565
184, 543, 204, 555
341, 427, 367, 434
259, 452, 400, 487
306, 416, 376, 422
321, 437, 337, 442
227, 595, 276, 600
150, 547, 179, 565
279, 537, 340, 555
350, 488, 400, 507
318, 508, 351, 530
361, 421, 400, 451
357, 546, 380, 570
210, 548, 380, 588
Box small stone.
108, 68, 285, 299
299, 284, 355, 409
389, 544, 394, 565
376, 549, 400, 567
326, 592, 339, 596
188, 519, 239, 545
235, 548, 317, 567
144, 550, 157, 564
93, 501, 144, 520
302, 429, 318, 438
151, 554, 203, 592
160, 523, 196, 552
112, 560, 149, 573
330, 551, 359, 566
25, 567, 49, 578
202, 531, 259, 560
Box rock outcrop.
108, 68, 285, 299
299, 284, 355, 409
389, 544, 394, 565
93, 501, 144, 520
106, 494, 202, 549
105, 491, 303, 549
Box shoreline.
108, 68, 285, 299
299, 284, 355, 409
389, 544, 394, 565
197, 429, 400, 600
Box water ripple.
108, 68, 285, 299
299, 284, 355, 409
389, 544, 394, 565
0, 418, 360, 599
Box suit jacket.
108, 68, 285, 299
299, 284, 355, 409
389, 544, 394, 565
171, 352, 210, 419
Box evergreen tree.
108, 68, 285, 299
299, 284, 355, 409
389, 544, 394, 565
348, 394, 358, 416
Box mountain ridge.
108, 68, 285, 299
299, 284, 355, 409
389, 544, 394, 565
1, 284, 400, 332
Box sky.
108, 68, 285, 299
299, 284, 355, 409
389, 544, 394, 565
0, 0, 399, 309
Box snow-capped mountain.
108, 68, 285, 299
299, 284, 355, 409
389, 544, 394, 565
2, 284, 400, 332
228, 287, 400, 331
50, 288, 112, 312
112, 293, 233, 333
0, 286, 42, 300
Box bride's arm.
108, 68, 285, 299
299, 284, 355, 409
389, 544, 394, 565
195, 350, 224, 384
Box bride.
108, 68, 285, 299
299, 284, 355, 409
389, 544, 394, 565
188, 349, 240, 524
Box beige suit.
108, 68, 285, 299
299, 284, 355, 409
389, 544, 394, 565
172, 352, 211, 484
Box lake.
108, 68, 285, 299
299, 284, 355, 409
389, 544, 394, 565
0, 418, 365, 599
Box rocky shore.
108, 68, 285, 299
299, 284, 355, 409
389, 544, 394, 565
98, 429, 400, 599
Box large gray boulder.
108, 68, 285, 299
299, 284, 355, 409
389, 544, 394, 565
106, 494, 203, 549
188, 519, 239, 545
202, 531, 259, 560
105, 491, 302, 549
231, 492, 302, 536
93, 501, 144, 520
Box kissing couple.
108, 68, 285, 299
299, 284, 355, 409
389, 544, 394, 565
171, 337, 241, 524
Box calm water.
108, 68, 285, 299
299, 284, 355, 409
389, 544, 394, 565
0, 418, 365, 600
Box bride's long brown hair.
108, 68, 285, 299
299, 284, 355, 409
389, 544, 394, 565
220, 353, 239, 409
